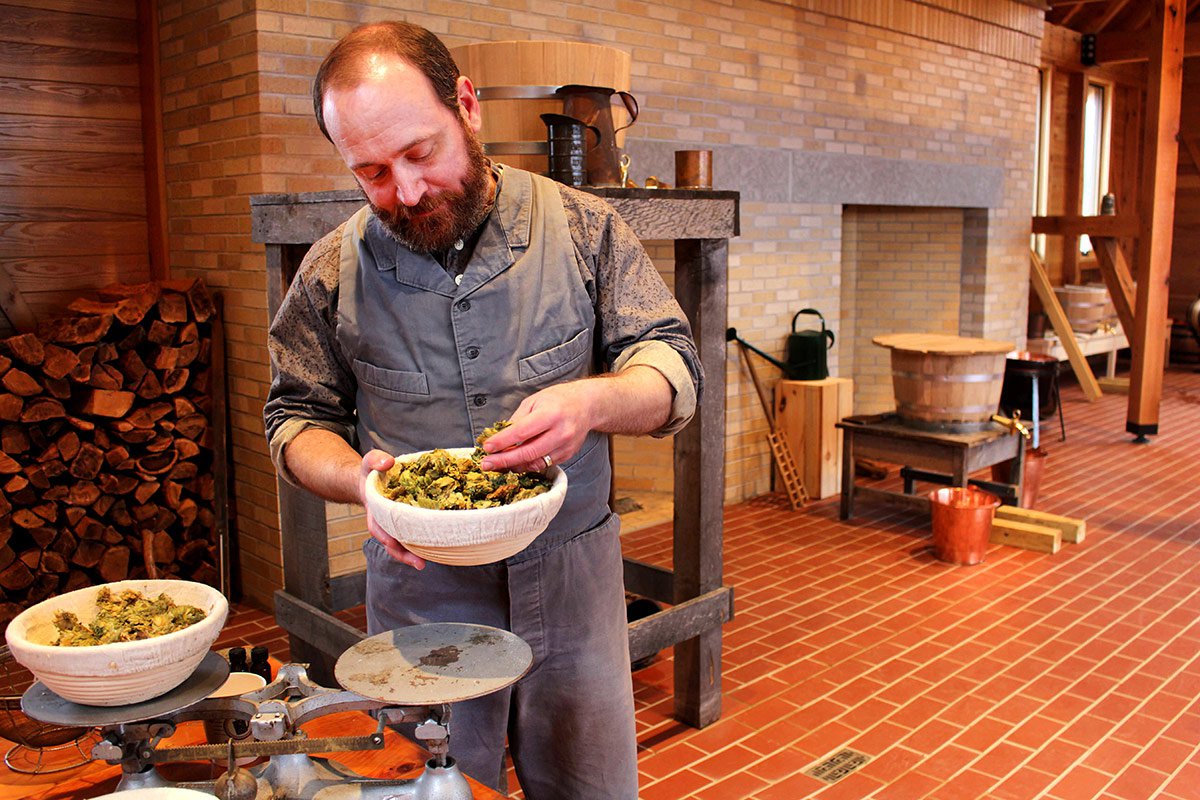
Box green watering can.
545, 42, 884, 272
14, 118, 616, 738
785, 309, 835, 380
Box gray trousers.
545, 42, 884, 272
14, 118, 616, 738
364, 514, 638, 799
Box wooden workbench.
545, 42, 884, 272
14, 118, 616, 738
250, 186, 738, 728
837, 414, 1025, 520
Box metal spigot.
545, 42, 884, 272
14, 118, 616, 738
992, 410, 1031, 439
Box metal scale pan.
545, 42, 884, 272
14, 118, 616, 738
334, 622, 533, 706
21, 650, 229, 728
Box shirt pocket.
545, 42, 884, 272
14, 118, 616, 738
517, 327, 591, 384
352, 358, 430, 400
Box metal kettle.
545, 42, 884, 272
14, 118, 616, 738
785, 309, 835, 380
556, 84, 639, 187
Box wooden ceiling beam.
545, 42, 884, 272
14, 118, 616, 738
1091, 25, 1200, 63
1126, 0, 1184, 441
1093, 0, 1135, 32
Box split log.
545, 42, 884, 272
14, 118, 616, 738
81, 389, 135, 417
4, 333, 45, 366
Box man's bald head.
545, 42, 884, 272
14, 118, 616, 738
313, 21, 461, 141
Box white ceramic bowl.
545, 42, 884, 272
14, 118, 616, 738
365, 447, 568, 566
4, 579, 228, 707
92, 789, 216, 800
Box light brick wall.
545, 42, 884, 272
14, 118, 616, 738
158, 0, 1046, 605
842, 206, 966, 415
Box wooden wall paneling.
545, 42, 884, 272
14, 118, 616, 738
0, 3, 138, 52
0, 0, 150, 325
0, 40, 139, 85
0, 112, 143, 153
1128, 0, 1185, 438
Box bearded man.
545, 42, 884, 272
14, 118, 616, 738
263, 21, 702, 800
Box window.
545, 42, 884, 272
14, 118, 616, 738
1079, 81, 1111, 256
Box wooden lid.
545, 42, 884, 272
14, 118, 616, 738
872, 333, 1014, 354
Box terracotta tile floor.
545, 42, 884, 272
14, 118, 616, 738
5, 367, 1199, 799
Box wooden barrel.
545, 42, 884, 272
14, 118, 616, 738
1053, 284, 1111, 333
874, 333, 1013, 432
450, 41, 632, 174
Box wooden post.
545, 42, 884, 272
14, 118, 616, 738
1127, 0, 1185, 440
672, 237, 727, 728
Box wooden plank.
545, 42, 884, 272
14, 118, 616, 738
136, 0, 168, 280
1091, 236, 1138, 336
0, 2, 138, 53
0, 185, 147, 221
0, 74, 141, 120
990, 517, 1062, 554
0, 148, 144, 187
1029, 250, 1102, 401
3, 253, 144, 290
1128, 0, 1185, 438
1030, 214, 1140, 238
0, 220, 148, 257
1097, 375, 1130, 394
628, 587, 734, 665
9, 0, 137, 18
0, 40, 138, 85
994, 505, 1086, 544
0, 112, 143, 153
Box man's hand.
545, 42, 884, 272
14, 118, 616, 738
359, 449, 426, 570
478, 366, 673, 472
478, 382, 595, 472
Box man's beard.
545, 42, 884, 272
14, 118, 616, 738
370, 121, 492, 254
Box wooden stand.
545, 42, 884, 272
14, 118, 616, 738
251, 186, 739, 729
773, 378, 853, 499
837, 415, 1024, 520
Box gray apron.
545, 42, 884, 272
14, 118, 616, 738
336, 168, 638, 799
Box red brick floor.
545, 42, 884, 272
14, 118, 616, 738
15, 367, 1198, 799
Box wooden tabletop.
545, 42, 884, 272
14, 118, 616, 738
1, 709, 506, 800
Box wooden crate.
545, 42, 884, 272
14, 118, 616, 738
774, 378, 854, 499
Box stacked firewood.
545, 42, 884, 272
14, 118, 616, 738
0, 280, 221, 629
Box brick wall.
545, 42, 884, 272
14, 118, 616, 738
842, 206, 966, 415
158, 0, 1046, 605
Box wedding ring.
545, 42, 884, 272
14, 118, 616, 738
542, 454, 554, 469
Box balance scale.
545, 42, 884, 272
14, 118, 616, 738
21, 623, 533, 799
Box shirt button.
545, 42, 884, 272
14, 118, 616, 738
466, 347, 480, 359
453, 239, 464, 251
457, 300, 471, 312
454, 274, 464, 286
473, 394, 487, 407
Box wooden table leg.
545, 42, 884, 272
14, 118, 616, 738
840, 427, 855, 520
